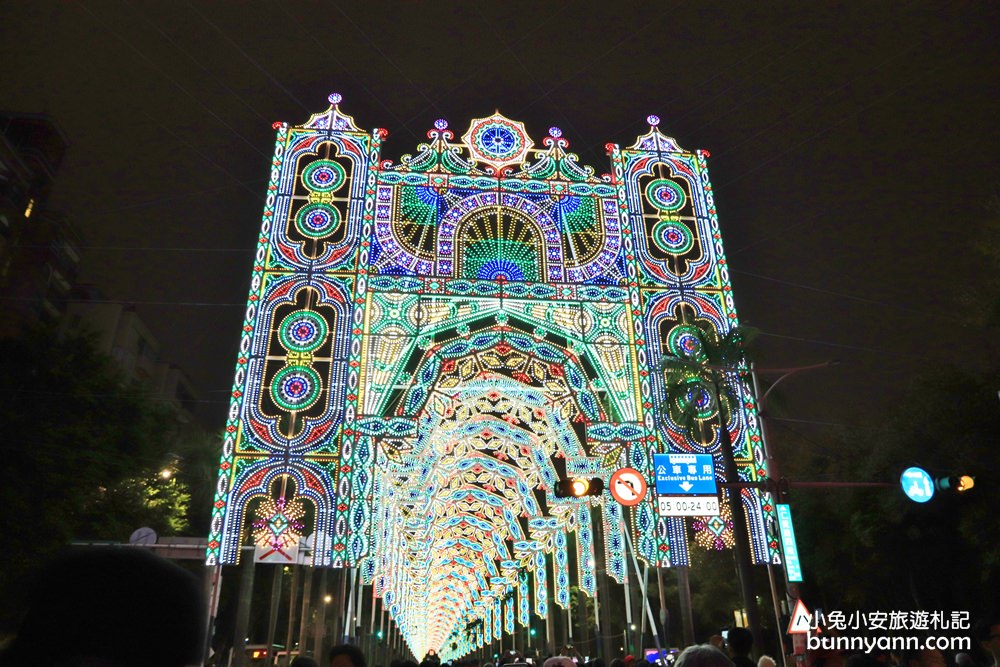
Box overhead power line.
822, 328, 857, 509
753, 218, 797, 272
75, 0, 271, 159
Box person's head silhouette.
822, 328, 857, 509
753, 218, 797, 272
0, 547, 205, 667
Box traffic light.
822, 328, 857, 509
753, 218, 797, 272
376, 630, 384, 640
554, 477, 605, 498
937, 475, 975, 493
529, 628, 537, 636
901, 466, 975, 503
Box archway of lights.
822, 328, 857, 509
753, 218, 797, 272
208, 94, 782, 659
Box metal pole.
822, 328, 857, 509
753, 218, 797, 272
204, 565, 223, 667
265, 566, 283, 666
623, 564, 633, 654
298, 568, 313, 661
337, 568, 348, 645
567, 591, 574, 643
369, 584, 377, 658
714, 379, 764, 658
766, 562, 787, 662
284, 566, 300, 667
752, 363, 834, 667
356, 575, 364, 639
592, 506, 610, 659
637, 564, 648, 654
344, 568, 357, 644
622, 513, 664, 663
379, 607, 386, 667
313, 569, 329, 659
233, 548, 256, 667
546, 586, 555, 655
676, 565, 695, 647
656, 567, 668, 648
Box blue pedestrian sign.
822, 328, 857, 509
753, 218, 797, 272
653, 453, 717, 496
900, 466, 935, 503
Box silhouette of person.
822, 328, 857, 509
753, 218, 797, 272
329, 644, 368, 667
0, 546, 205, 667
976, 619, 1000, 667
726, 628, 755, 667
674, 645, 735, 667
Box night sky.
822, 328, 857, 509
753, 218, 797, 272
5, 3, 999, 458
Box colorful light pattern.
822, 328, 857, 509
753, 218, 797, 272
252, 495, 306, 561
691, 492, 736, 551
207, 95, 780, 659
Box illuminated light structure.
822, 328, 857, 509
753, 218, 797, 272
252, 495, 306, 561
692, 492, 735, 551
207, 95, 780, 659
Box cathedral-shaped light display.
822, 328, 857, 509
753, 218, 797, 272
207, 95, 779, 658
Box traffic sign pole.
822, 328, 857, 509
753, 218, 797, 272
622, 507, 665, 663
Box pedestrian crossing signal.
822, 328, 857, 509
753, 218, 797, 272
554, 477, 604, 498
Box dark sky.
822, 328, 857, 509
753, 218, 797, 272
5, 2, 999, 457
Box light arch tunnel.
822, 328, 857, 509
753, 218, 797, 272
206, 98, 781, 659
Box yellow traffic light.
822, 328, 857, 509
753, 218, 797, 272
937, 475, 975, 493
555, 477, 605, 498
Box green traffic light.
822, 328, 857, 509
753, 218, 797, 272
529, 628, 536, 636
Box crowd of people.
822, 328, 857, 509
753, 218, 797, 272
335, 623, 1000, 667
1, 549, 997, 667
288, 628, 1000, 667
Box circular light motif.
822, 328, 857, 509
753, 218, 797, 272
647, 114, 661, 126
328, 92, 343, 104
295, 203, 340, 238
667, 324, 706, 362
652, 219, 694, 255
279, 310, 328, 352
463, 115, 534, 167
475, 124, 521, 160
270, 365, 322, 411
434, 118, 449, 130
645, 178, 686, 212
548, 126, 563, 138
677, 378, 717, 420
302, 160, 346, 193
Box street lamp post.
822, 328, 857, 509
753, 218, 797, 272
751, 360, 839, 666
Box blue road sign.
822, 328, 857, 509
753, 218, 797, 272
900, 466, 935, 503
653, 453, 717, 496
776, 504, 803, 583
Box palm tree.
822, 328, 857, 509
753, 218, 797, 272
660, 321, 764, 655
